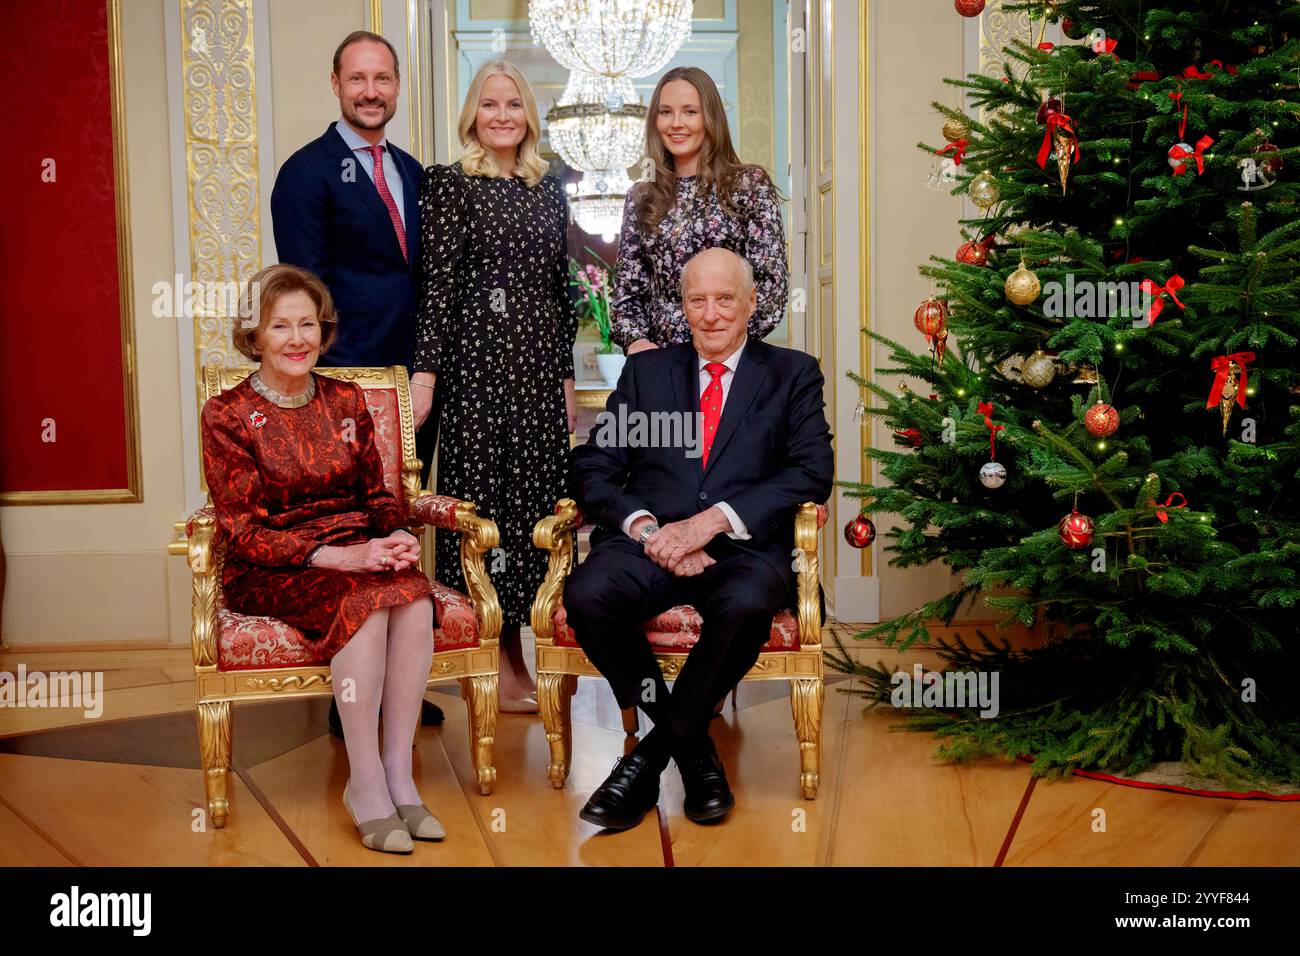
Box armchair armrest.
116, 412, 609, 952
426, 498, 503, 648
794, 502, 826, 648
530, 498, 582, 645
407, 493, 471, 532
180, 504, 222, 669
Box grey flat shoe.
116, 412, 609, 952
396, 803, 446, 841
343, 781, 414, 854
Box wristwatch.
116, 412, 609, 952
636, 522, 660, 546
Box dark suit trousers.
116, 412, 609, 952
563, 533, 788, 744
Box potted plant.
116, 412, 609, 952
569, 253, 624, 386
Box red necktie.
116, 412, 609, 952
700, 362, 728, 468
364, 144, 408, 262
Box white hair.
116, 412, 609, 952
680, 248, 755, 297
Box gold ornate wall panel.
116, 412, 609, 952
979, 4, 1035, 84
180, 0, 262, 402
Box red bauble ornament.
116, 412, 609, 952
954, 0, 985, 16
1254, 138, 1283, 175
844, 515, 877, 549
913, 298, 948, 336
956, 240, 989, 266
1084, 401, 1119, 437
1035, 97, 1064, 124
1058, 509, 1095, 549
895, 427, 924, 448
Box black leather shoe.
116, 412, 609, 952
677, 738, 735, 824
578, 753, 662, 831
328, 699, 344, 739
421, 699, 445, 726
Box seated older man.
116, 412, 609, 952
565, 247, 835, 829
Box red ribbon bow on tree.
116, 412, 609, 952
1182, 64, 1214, 80
1155, 492, 1187, 523
937, 139, 969, 165
1138, 275, 1186, 324
977, 401, 1004, 460
1170, 136, 1213, 176
1207, 59, 1238, 76
1036, 113, 1080, 170
1169, 86, 1188, 139
1095, 37, 1119, 59
1206, 352, 1256, 409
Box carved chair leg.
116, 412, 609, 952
196, 700, 232, 828
459, 674, 498, 794
539, 672, 577, 788
620, 706, 639, 736
790, 677, 823, 799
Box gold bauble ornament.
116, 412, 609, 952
942, 116, 970, 142
969, 170, 1001, 209
1021, 350, 1057, 388
1004, 259, 1041, 305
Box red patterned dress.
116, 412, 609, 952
200, 373, 432, 660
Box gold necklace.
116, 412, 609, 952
250, 370, 316, 408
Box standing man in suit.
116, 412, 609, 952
271, 30, 442, 730
564, 247, 835, 830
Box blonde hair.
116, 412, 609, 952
457, 60, 549, 188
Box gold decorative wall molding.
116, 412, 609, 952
980, 5, 1035, 85
180, 0, 262, 410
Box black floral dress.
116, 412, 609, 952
413, 162, 576, 628
610, 167, 789, 348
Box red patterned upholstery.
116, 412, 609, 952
185, 504, 216, 537
550, 603, 800, 652
362, 387, 403, 500
217, 578, 479, 670
408, 494, 466, 531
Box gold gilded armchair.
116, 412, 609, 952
530, 499, 829, 799
169, 365, 500, 828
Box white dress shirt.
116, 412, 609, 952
620, 341, 751, 541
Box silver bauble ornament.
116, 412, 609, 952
979, 461, 1007, 489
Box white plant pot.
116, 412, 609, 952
596, 352, 626, 387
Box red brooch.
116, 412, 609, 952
249, 411, 267, 429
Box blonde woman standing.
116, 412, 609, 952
612, 66, 788, 353
413, 60, 576, 711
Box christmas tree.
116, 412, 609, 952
830, 0, 1300, 789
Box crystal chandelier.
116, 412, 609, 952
546, 72, 647, 174
529, 0, 693, 79
567, 169, 633, 242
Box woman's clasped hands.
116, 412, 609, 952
311, 530, 422, 573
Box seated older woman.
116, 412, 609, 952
200, 263, 442, 854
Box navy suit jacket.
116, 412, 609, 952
271, 123, 423, 368
568, 337, 835, 593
